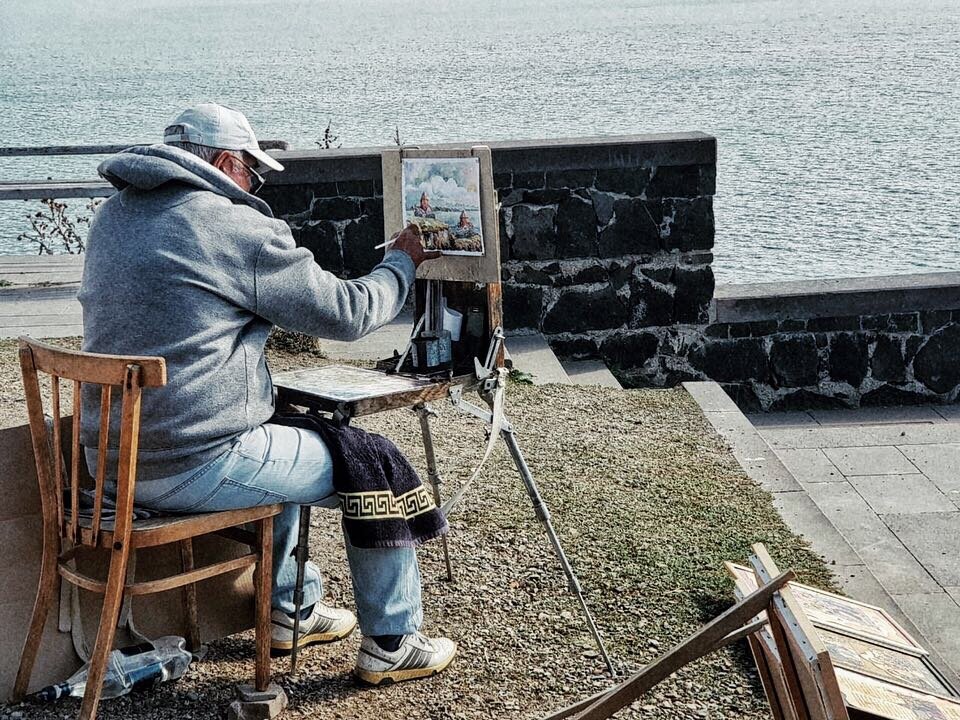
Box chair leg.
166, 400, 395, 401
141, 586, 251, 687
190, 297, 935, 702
255, 516, 274, 691
12, 534, 60, 701
78, 548, 130, 720
179, 539, 201, 653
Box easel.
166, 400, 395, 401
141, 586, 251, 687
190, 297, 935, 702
275, 146, 614, 676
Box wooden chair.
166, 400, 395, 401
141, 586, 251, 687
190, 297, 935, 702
12, 337, 283, 720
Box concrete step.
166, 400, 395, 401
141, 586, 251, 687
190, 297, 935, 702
0, 285, 83, 339
317, 310, 414, 362
560, 359, 622, 389
504, 334, 571, 385
0, 255, 84, 288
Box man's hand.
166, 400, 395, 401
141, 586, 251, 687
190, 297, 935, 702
390, 224, 442, 268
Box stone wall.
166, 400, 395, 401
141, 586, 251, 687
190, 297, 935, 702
260, 132, 718, 364
691, 274, 960, 411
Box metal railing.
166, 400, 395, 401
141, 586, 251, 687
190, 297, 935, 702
0, 141, 290, 201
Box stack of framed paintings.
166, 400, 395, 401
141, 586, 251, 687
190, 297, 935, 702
726, 544, 960, 720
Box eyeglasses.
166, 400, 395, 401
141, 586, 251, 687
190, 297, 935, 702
244, 162, 266, 195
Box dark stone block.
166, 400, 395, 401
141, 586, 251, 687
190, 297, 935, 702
546, 169, 596, 189
555, 195, 599, 258
523, 188, 570, 205
770, 390, 850, 412
828, 333, 869, 387
601, 332, 660, 368
689, 339, 768, 383
888, 313, 919, 333
808, 316, 862, 332
861, 385, 931, 407
628, 278, 674, 327
308, 181, 340, 199
261, 184, 314, 219
298, 221, 343, 274
722, 382, 762, 413
860, 315, 889, 331
658, 361, 704, 387
598, 198, 660, 257
493, 172, 512, 189
608, 261, 637, 290
699, 164, 717, 196
673, 266, 714, 323
336, 179, 378, 197
543, 286, 629, 334
341, 215, 382, 278
748, 320, 778, 337
705, 323, 730, 339
503, 285, 544, 331
770, 334, 819, 387
311, 196, 361, 222
499, 188, 525, 207
905, 334, 925, 361
569, 264, 608, 285
588, 190, 616, 226
815, 333, 829, 349
361, 197, 384, 216
644, 164, 703, 199
510, 205, 557, 260
663, 197, 714, 251
550, 335, 600, 359
728, 323, 753, 339
640, 266, 674, 284
512, 171, 545, 189
499, 211, 511, 261
508, 264, 554, 285
913, 325, 960, 394
778, 319, 807, 332
871, 335, 906, 382
921, 310, 953, 335
594, 167, 651, 196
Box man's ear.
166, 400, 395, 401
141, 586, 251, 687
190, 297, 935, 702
211, 150, 233, 173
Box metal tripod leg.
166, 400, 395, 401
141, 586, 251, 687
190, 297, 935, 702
416, 403, 454, 581
290, 504, 312, 674
501, 425, 616, 676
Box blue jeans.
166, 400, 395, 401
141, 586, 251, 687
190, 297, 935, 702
129, 423, 423, 637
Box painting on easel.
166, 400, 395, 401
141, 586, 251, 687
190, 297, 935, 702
402, 157, 485, 255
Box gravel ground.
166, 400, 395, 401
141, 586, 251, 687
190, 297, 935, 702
0, 338, 837, 720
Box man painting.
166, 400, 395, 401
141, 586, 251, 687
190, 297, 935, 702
78, 103, 456, 685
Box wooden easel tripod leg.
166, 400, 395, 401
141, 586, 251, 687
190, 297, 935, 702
415, 403, 454, 581
500, 425, 616, 677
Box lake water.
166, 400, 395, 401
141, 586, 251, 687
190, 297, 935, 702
1, 0, 958, 284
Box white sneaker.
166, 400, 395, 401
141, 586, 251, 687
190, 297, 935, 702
355, 632, 457, 685
270, 603, 357, 655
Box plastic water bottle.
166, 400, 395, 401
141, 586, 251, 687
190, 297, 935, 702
33, 636, 192, 702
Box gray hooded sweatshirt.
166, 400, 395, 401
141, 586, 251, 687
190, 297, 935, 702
79, 144, 414, 481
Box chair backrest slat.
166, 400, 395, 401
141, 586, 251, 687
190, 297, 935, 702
50, 374, 68, 540
18, 337, 166, 550
70, 378, 82, 543
91, 384, 112, 538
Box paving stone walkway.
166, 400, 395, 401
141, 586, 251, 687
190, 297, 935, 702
751, 405, 960, 675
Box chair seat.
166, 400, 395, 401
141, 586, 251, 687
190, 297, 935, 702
78, 503, 285, 549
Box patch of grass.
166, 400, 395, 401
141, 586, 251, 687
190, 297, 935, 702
508, 367, 534, 385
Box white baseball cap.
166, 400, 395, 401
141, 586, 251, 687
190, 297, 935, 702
163, 103, 284, 172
